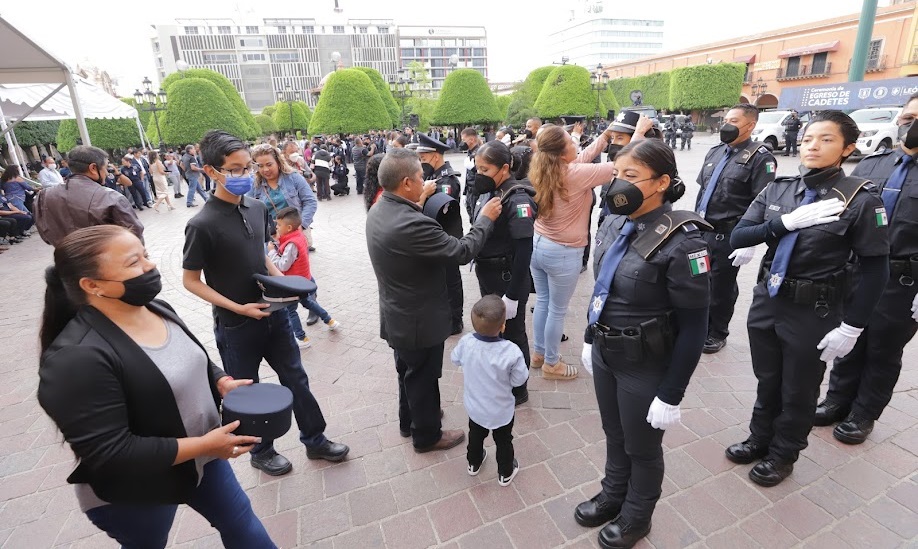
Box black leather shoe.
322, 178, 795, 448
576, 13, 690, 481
514, 388, 529, 406
725, 440, 768, 464
598, 516, 651, 549
306, 312, 320, 326
814, 399, 850, 427
452, 322, 464, 335
306, 440, 350, 462
574, 493, 622, 528
702, 337, 726, 354
749, 458, 794, 487
833, 413, 874, 445
250, 449, 293, 476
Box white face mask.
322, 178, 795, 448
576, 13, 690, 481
47, 163, 57, 170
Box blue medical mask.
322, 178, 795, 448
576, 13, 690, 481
224, 175, 253, 196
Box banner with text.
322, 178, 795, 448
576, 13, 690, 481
778, 77, 918, 111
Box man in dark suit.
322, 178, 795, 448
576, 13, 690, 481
366, 148, 502, 452
130, 149, 153, 206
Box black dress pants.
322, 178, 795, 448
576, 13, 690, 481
394, 343, 444, 448
475, 263, 531, 399
701, 230, 741, 341
826, 277, 918, 420
746, 283, 842, 462
785, 133, 798, 156
592, 344, 666, 526
447, 266, 464, 331
468, 417, 515, 477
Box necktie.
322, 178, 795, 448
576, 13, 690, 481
473, 192, 491, 221
881, 154, 912, 218
588, 220, 635, 325
767, 187, 819, 297
697, 147, 735, 218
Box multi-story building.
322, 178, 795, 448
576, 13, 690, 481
548, 0, 664, 68
396, 26, 488, 92
150, 17, 398, 111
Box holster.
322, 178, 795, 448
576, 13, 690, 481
591, 314, 673, 362
759, 261, 847, 317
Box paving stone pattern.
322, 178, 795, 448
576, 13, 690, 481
0, 141, 915, 548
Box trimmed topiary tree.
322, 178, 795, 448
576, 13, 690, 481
352, 66, 400, 128
534, 65, 600, 119
495, 95, 512, 122
609, 72, 672, 111
56, 118, 143, 152
309, 69, 391, 135
669, 63, 746, 111
255, 114, 279, 135
13, 121, 60, 148
507, 65, 555, 126
432, 69, 502, 126
159, 78, 248, 145
404, 97, 437, 131
161, 68, 258, 139
272, 102, 310, 135
261, 104, 277, 117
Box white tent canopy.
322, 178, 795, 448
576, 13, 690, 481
0, 81, 140, 121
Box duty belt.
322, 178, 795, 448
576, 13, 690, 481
890, 256, 918, 287
759, 261, 847, 318
589, 313, 673, 362
475, 255, 513, 268
709, 217, 740, 238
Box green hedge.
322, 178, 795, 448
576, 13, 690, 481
161, 68, 258, 139
57, 117, 143, 152
10, 121, 59, 147
158, 78, 249, 145
404, 97, 436, 131
506, 66, 554, 126
534, 65, 616, 119
495, 95, 512, 122
309, 69, 391, 134
255, 114, 279, 135
352, 66, 400, 128
272, 102, 310, 134
432, 69, 502, 126
608, 72, 672, 111
669, 63, 746, 110
261, 104, 276, 117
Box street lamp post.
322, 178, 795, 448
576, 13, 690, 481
277, 85, 301, 137
331, 51, 342, 72
134, 76, 167, 150
175, 59, 189, 79
590, 64, 609, 132
751, 77, 767, 101
388, 68, 416, 128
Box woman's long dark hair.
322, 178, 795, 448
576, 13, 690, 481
363, 154, 385, 212
40, 225, 128, 353
1, 165, 22, 182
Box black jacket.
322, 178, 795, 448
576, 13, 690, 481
37, 300, 227, 505
366, 191, 494, 349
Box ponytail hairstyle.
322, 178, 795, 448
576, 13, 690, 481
40, 225, 128, 354
614, 139, 686, 204
363, 154, 385, 212
529, 125, 571, 218
510, 145, 534, 180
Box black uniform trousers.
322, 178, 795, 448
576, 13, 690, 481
447, 266, 464, 331
467, 417, 515, 477
785, 133, 798, 156
681, 134, 692, 150
701, 230, 741, 341
394, 343, 444, 448
475, 264, 531, 399
746, 283, 842, 462
354, 165, 366, 194
592, 344, 666, 526
826, 277, 918, 420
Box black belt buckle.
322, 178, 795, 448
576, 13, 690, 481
900, 275, 915, 287
814, 300, 830, 318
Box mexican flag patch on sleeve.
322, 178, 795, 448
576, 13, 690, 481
875, 207, 888, 227
441, 184, 451, 194
765, 162, 775, 173
516, 204, 533, 218
687, 249, 710, 276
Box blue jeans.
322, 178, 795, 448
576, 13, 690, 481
85, 460, 275, 549
186, 178, 209, 205
287, 291, 331, 340
530, 234, 584, 364
214, 310, 327, 454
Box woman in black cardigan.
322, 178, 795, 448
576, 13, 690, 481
37, 225, 276, 549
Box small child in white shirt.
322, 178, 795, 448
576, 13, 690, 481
451, 295, 529, 486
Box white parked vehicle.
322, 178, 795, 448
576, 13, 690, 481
851, 107, 902, 157
751, 110, 809, 152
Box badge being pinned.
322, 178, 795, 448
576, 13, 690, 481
875, 207, 888, 227
687, 249, 710, 276
516, 204, 533, 218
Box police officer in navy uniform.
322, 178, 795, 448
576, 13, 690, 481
417, 133, 465, 332
460, 128, 483, 217
726, 111, 889, 487
680, 116, 695, 151
815, 93, 918, 444
783, 110, 802, 157
575, 139, 710, 549
470, 141, 537, 405
695, 103, 776, 353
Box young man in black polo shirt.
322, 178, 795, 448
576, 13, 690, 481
182, 130, 348, 476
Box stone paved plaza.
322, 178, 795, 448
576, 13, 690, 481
0, 138, 916, 548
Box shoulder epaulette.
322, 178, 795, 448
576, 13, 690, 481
632, 211, 713, 260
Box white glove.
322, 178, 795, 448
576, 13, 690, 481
780, 198, 844, 231
912, 293, 918, 323
728, 246, 756, 267
502, 295, 518, 320
817, 322, 864, 366
646, 397, 681, 430
581, 343, 593, 375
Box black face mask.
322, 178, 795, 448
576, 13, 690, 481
99, 268, 163, 306
421, 163, 435, 180
604, 177, 652, 216
898, 121, 918, 149
606, 144, 624, 162
523, 129, 533, 139
719, 123, 740, 144
458, 142, 469, 152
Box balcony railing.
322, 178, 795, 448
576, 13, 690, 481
776, 62, 832, 80
911, 46, 918, 65
847, 55, 888, 73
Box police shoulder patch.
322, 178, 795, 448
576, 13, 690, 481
681, 222, 699, 233
757, 145, 770, 155
686, 249, 710, 277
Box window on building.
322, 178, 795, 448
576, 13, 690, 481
240, 38, 264, 47
217, 26, 231, 35
303, 26, 314, 33
203, 53, 235, 64
811, 52, 828, 75
785, 56, 801, 77
333, 25, 345, 34
184, 26, 198, 35
867, 38, 883, 70
473, 48, 485, 57
243, 53, 266, 62
278, 26, 286, 34
270, 52, 300, 62
378, 26, 389, 34
359, 26, 368, 34
473, 58, 485, 67
246, 26, 259, 34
